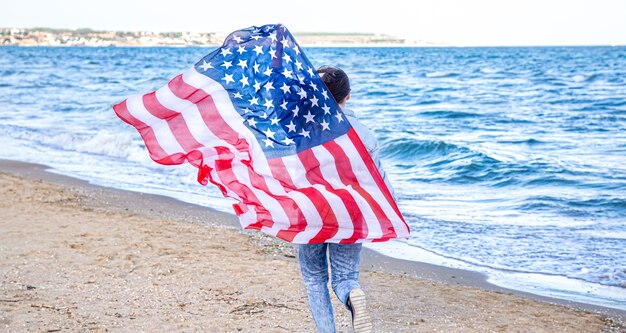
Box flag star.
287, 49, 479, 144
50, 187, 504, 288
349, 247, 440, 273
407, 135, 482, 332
251, 35, 262, 41
282, 137, 295, 145
335, 111, 344, 122
253, 80, 261, 91
269, 31, 277, 42
253, 62, 260, 73
233, 35, 244, 43
221, 61, 233, 69
242, 107, 253, 114
299, 128, 310, 138
283, 53, 292, 64
222, 74, 234, 84
253, 45, 264, 55
321, 90, 329, 100
282, 68, 293, 78
237, 59, 248, 69
280, 99, 288, 110
264, 81, 274, 91
304, 111, 316, 123
247, 117, 257, 127
309, 95, 319, 107
295, 60, 303, 70
292, 105, 300, 117
263, 67, 273, 76
249, 96, 259, 105
307, 67, 314, 76
286, 120, 296, 132
280, 82, 291, 94
280, 36, 291, 47
240, 75, 249, 87
269, 48, 277, 59
264, 98, 274, 110
298, 76, 306, 85
263, 137, 275, 148
233, 92, 243, 99
236, 45, 246, 54
320, 119, 331, 131
260, 112, 269, 119
309, 82, 318, 91
297, 89, 307, 99
322, 104, 331, 114
294, 46, 301, 55
220, 48, 232, 57
199, 60, 213, 71
263, 127, 276, 139
270, 117, 280, 125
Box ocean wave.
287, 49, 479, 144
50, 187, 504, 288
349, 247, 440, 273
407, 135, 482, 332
425, 71, 458, 78
380, 139, 469, 160
418, 110, 483, 118
517, 195, 626, 218
571, 74, 598, 83
2, 126, 151, 165
497, 138, 545, 145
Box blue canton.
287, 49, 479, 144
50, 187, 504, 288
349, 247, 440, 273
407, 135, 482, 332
194, 24, 351, 159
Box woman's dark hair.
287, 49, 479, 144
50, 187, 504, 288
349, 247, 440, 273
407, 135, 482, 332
317, 66, 350, 104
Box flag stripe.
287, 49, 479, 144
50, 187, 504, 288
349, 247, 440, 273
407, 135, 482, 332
266, 158, 312, 242
297, 149, 347, 243
142, 92, 203, 152
309, 145, 367, 244
305, 146, 368, 243
112, 100, 185, 165
323, 134, 397, 241
212, 147, 272, 230
281, 154, 333, 244
347, 129, 405, 224
125, 94, 185, 156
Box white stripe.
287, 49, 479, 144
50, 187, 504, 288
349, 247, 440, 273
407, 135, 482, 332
237, 202, 258, 229
281, 154, 325, 244
336, 134, 409, 238
155, 86, 222, 147
226, 160, 290, 235
310, 145, 369, 242
125, 94, 185, 155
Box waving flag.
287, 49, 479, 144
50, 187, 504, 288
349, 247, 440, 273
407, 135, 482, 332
113, 24, 409, 243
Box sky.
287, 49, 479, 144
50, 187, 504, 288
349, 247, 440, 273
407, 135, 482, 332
2, 0, 625, 46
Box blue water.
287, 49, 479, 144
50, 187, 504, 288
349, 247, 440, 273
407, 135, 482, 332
1, 46, 625, 309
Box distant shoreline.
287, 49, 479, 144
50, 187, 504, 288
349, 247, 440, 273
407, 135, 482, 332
0, 27, 446, 47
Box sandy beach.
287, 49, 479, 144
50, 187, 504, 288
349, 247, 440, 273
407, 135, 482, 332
1, 160, 624, 333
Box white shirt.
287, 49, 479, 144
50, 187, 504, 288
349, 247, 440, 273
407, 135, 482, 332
342, 107, 397, 200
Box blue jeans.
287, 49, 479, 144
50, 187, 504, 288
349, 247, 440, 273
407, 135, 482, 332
298, 243, 363, 333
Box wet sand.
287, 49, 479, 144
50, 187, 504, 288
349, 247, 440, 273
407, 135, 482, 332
1, 160, 624, 332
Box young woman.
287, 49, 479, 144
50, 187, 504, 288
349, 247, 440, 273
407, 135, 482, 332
298, 66, 395, 333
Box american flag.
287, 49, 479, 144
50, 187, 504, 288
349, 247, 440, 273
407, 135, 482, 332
113, 24, 410, 243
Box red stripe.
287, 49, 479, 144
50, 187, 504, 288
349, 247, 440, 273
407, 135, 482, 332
299, 148, 366, 244
240, 157, 308, 237
267, 158, 309, 242
142, 92, 203, 152
347, 129, 408, 233
323, 135, 397, 242
112, 100, 184, 165
297, 149, 343, 243
213, 146, 271, 230
168, 75, 247, 151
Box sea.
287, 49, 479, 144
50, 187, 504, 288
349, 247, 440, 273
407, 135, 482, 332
1, 45, 625, 310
